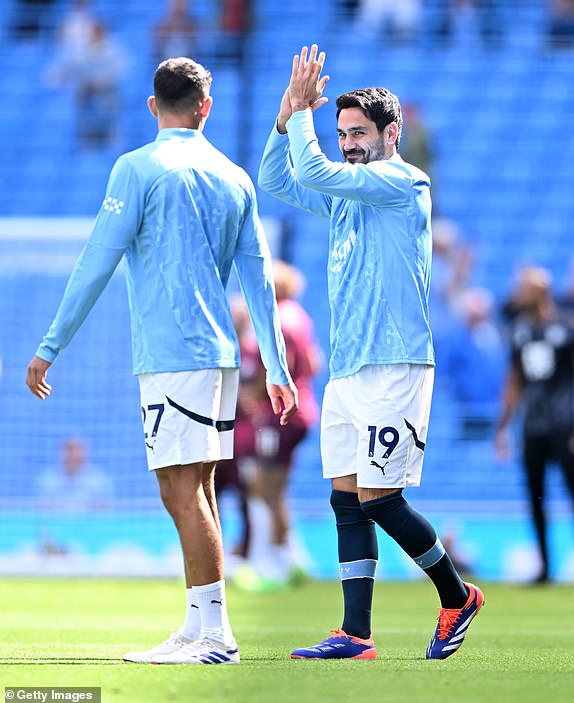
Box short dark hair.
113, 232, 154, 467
336, 88, 403, 148
153, 57, 212, 113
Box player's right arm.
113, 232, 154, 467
258, 122, 332, 217
26, 157, 144, 398
258, 85, 332, 218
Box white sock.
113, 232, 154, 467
181, 588, 201, 640
193, 579, 234, 645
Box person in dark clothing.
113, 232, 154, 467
496, 266, 574, 584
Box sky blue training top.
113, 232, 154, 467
37, 128, 290, 384
258, 109, 434, 380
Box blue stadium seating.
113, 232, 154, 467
2, 0, 574, 517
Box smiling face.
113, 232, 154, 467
337, 107, 388, 164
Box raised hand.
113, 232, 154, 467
288, 44, 329, 114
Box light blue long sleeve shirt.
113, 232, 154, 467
37, 128, 291, 385
258, 109, 434, 380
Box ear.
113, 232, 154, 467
386, 122, 399, 145
199, 95, 213, 120
147, 95, 159, 118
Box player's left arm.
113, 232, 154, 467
233, 186, 298, 424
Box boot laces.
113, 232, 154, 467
436, 607, 460, 640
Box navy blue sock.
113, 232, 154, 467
361, 492, 467, 609
330, 490, 378, 639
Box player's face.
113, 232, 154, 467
337, 107, 386, 164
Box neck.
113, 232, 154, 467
534, 298, 556, 323
157, 114, 204, 131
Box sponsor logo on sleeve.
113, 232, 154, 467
102, 196, 125, 215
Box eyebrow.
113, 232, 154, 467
336, 125, 368, 133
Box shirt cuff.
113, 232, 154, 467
286, 108, 312, 132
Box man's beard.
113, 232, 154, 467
343, 143, 385, 164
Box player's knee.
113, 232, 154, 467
330, 489, 370, 526
360, 491, 406, 532
157, 474, 199, 522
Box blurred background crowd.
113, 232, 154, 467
2, 0, 574, 585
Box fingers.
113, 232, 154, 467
294, 44, 325, 78
269, 394, 282, 417
291, 52, 299, 80
266, 383, 299, 426
318, 74, 330, 92
279, 399, 298, 426
27, 374, 52, 400
26, 357, 53, 400
310, 97, 329, 113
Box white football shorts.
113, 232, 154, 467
321, 364, 434, 488
138, 368, 239, 471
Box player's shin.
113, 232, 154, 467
330, 489, 378, 639
361, 492, 467, 608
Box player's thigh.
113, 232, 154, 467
138, 368, 239, 470
342, 364, 433, 489
321, 379, 359, 478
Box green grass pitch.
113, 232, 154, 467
1, 578, 573, 703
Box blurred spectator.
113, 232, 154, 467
430, 216, 473, 358
438, 0, 501, 49
353, 0, 421, 42
216, 0, 252, 64
443, 287, 506, 439
495, 266, 574, 584
337, 0, 360, 18
153, 0, 198, 63
53, 0, 96, 66
547, 0, 574, 49
12, 0, 56, 39
248, 260, 321, 585
224, 262, 322, 590
36, 437, 115, 511
400, 102, 433, 178
215, 296, 254, 565
47, 20, 129, 148
443, 531, 474, 576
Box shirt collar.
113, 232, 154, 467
155, 128, 203, 142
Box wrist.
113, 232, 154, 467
276, 116, 289, 135
290, 102, 309, 113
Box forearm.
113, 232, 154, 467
496, 370, 522, 431
234, 253, 291, 386
36, 242, 124, 362
258, 122, 332, 217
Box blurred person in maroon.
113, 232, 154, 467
216, 0, 251, 64
223, 261, 322, 587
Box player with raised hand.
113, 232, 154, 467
27, 56, 297, 666
259, 44, 484, 661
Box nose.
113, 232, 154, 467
343, 135, 356, 151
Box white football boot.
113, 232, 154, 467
151, 636, 240, 665
123, 631, 194, 663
